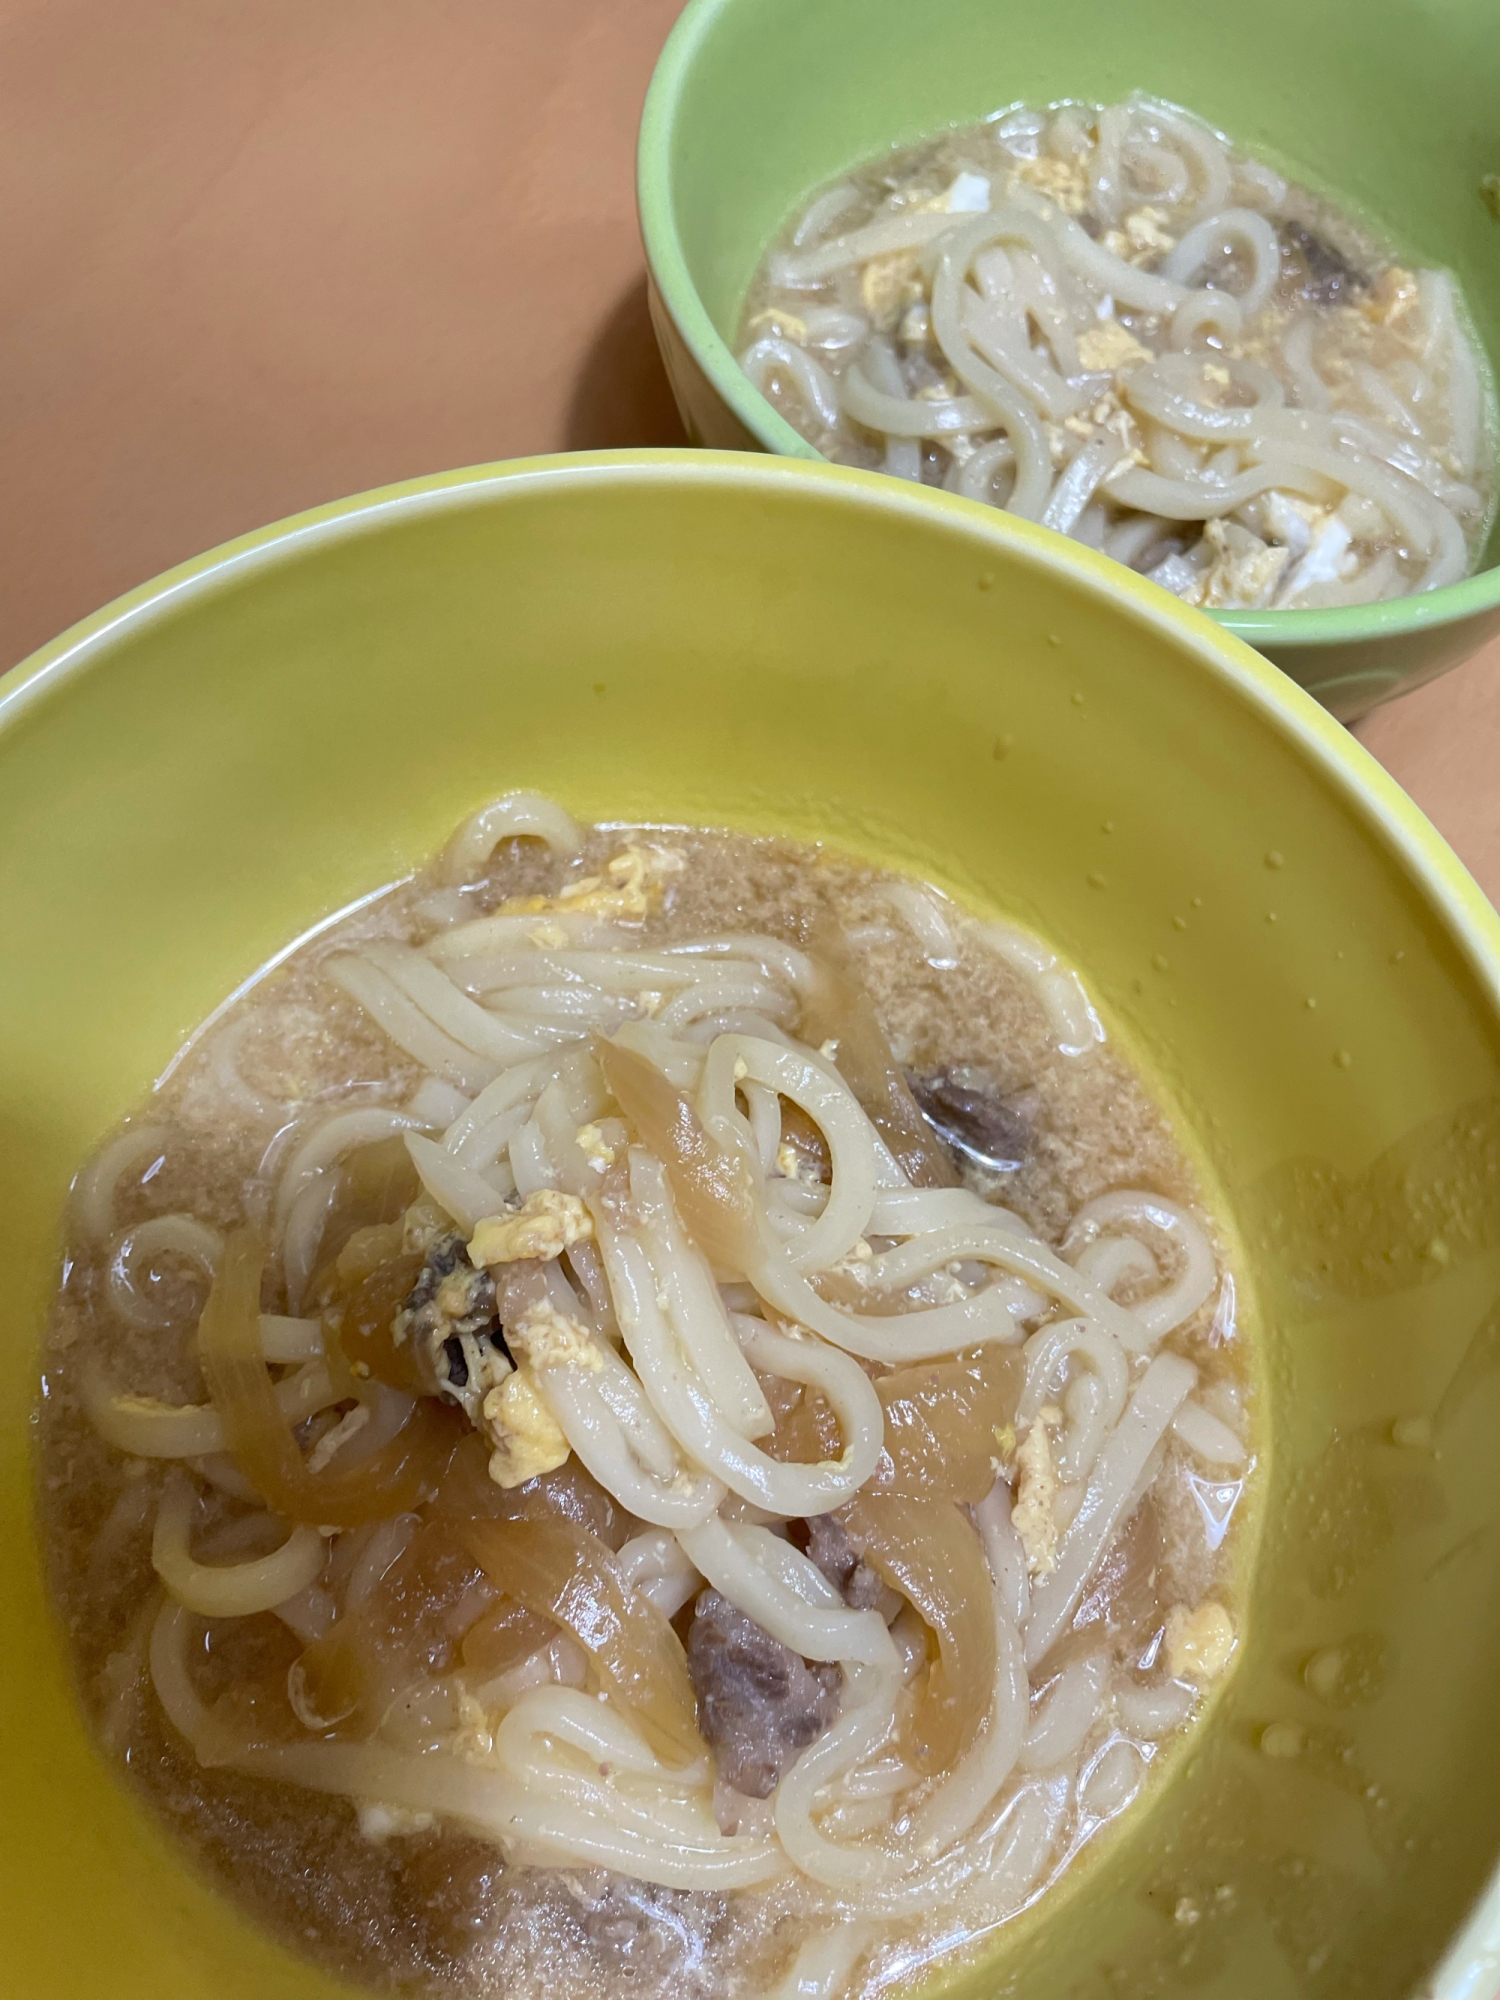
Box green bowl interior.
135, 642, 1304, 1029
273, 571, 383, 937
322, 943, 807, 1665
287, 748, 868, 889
2, 454, 1499, 1999
643, 0, 1500, 644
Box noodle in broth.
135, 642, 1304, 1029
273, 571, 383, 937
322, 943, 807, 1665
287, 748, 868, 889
38, 798, 1257, 1999
738, 96, 1496, 610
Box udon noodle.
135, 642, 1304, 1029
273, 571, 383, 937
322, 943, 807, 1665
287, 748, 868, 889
38, 797, 1256, 1998
738, 96, 1496, 609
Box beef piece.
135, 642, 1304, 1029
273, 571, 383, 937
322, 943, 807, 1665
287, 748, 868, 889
905, 1065, 1032, 1175
561, 1871, 722, 1979
802, 1513, 885, 1611
1277, 221, 1369, 307
686, 1589, 841, 1798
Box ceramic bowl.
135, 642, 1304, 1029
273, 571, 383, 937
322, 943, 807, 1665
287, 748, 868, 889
637, 0, 1500, 721
3, 452, 1499, 1997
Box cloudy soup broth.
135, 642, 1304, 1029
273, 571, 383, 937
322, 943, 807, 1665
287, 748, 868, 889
739, 95, 1495, 610
39, 796, 1258, 1999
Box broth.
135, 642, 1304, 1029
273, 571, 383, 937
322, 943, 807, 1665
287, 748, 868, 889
38, 800, 1257, 1998
739, 96, 1496, 609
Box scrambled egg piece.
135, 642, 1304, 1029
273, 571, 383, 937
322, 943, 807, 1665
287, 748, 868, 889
1103, 206, 1177, 264
1075, 321, 1154, 374
574, 1122, 617, 1172
1007, 155, 1090, 216
509, 1297, 605, 1374
468, 1189, 594, 1267
1185, 518, 1290, 610
830, 1238, 875, 1280
1012, 1415, 1061, 1576
1362, 266, 1419, 326
860, 252, 923, 320
1164, 1600, 1237, 1683
358, 1802, 436, 1843
774, 1140, 826, 1186
498, 844, 684, 922
746, 305, 808, 341
476, 1302, 603, 1489
482, 1368, 572, 1489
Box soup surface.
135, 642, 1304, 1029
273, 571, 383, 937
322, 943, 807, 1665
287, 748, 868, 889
738, 96, 1496, 610
38, 797, 1257, 1999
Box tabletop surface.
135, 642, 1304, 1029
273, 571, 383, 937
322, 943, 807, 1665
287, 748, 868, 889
3, 0, 1495, 903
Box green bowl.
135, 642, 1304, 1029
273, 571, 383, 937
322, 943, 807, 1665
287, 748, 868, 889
3, 452, 1499, 1999
637, 0, 1500, 722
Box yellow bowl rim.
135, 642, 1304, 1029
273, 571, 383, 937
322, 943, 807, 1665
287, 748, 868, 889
3, 445, 1499, 1997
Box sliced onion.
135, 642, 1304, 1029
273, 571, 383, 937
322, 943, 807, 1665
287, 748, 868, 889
462, 1516, 704, 1765
198, 1229, 461, 1527
843, 1491, 996, 1774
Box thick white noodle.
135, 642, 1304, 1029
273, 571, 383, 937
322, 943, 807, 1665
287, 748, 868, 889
977, 923, 1105, 1054
1160, 208, 1280, 316
974, 1476, 1031, 1628
71, 1124, 172, 1244
1060, 1191, 1217, 1346
742, 338, 841, 430
530, 1322, 726, 1528
84, 1360, 340, 1459
602, 1169, 880, 1515
325, 953, 500, 1094
441, 793, 584, 881
404, 1133, 508, 1236
738, 97, 1489, 609
613, 1530, 702, 1619
1171, 1396, 1249, 1468
1025, 1351, 1197, 1666
152, 1471, 326, 1617
699, 1034, 880, 1272
107, 1215, 223, 1329
273, 1105, 430, 1230
626, 1151, 774, 1437
764, 1925, 872, 2000
1017, 1650, 1110, 1771
852, 337, 925, 481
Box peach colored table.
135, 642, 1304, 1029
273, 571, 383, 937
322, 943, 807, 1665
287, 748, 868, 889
3, 0, 1495, 902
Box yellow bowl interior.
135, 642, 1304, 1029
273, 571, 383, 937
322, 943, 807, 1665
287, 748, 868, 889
2, 452, 1498, 1998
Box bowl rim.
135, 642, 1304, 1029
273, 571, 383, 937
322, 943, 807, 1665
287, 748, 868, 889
3, 445, 1499, 1994
635, 0, 1500, 654
5, 448, 1498, 1006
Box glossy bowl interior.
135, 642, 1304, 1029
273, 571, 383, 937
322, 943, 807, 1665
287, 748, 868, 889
3, 452, 1500, 2000
637, 0, 1500, 721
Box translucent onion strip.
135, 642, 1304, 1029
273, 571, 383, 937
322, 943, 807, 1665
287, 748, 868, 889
198, 1229, 459, 1528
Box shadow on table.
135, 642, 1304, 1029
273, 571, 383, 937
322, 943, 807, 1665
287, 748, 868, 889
565, 276, 690, 451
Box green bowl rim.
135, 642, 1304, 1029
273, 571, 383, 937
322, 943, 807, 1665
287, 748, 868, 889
635, 0, 1500, 654
3, 445, 1499, 1993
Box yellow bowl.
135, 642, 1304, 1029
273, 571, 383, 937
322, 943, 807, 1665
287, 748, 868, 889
3, 451, 1499, 1999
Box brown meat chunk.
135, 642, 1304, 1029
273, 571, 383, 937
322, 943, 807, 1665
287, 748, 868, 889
686, 1590, 841, 1798
906, 1065, 1032, 1175
1277, 221, 1368, 307
802, 1513, 885, 1610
